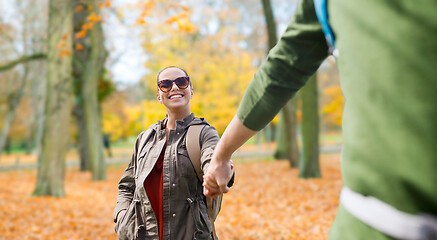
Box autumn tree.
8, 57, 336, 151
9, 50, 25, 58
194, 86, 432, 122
33, 0, 73, 196
0, 1, 47, 156
299, 74, 321, 178
72, 0, 108, 180
129, 3, 257, 135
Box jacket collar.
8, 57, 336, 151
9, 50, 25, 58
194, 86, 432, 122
156, 113, 204, 131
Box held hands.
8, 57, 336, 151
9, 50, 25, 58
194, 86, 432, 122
202, 115, 256, 198
203, 158, 234, 198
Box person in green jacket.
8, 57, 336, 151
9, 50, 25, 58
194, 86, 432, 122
202, 0, 437, 239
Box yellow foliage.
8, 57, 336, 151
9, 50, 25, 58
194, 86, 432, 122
102, 113, 124, 141
141, 100, 167, 129
321, 86, 344, 128
139, 26, 258, 134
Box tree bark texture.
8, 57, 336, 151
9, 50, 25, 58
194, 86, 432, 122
73, 0, 107, 180
31, 61, 47, 158
299, 74, 321, 178
33, 0, 73, 197
274, 98, 300, 167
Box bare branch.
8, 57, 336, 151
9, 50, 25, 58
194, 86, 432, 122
0, 53, 46, 72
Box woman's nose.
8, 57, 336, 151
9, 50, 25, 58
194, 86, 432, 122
170, 81, 180, 91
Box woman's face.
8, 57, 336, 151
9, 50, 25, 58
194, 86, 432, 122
157, 68, 193, 112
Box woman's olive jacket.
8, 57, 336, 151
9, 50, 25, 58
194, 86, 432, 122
113, 114, 219, 240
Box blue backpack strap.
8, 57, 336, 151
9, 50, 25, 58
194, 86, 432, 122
314, 0, 336, 51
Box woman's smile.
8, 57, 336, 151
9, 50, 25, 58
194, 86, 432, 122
168, 93, 184, 100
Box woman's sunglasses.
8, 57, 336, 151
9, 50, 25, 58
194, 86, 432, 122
157, 76, 190, 93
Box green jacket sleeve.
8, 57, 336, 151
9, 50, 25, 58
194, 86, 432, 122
237, 0, 329, 131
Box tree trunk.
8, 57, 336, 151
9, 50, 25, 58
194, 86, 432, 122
299, 74, 321, 178
73, 104, 90, 171
73, 0, 107, 180
31, 61, 47, 157
33, 0, 73, 197
261, 0, 277, 51
261, 0, 300, 165
274, 98, 299, 167
0, 70, 28, 156
73, 0, 90, 171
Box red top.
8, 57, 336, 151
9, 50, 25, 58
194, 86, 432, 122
144, 143, 166, 240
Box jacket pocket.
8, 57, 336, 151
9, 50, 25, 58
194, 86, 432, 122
116, 199, 145, 240
189, 197, 213, 240
115, 200, 135, 240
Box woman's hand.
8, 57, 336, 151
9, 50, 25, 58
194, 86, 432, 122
203, 159, 234, 198
203, 115, 257, 198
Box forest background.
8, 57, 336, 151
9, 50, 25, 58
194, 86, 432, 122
0, 0, 344, 239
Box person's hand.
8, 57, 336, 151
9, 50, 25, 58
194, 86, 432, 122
203, 158, 234, 198
116, 209, 126, 223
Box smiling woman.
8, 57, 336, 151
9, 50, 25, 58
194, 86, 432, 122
156, 67, 193, 119
113, 66, 231, 240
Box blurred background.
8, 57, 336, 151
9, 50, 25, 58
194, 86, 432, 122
0, 0, 344, 239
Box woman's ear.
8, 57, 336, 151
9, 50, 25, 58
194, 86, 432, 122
157, 92, 163, 104
190, 88, 194, 99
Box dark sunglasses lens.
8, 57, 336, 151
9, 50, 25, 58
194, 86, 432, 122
159, 80, 172, 92
175, 77, 189, 89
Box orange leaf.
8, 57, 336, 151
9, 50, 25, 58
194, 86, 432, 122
59, 50, 71, 58
75, 5, 83, 13
136, 18, 146, 25
75, 30, 87, 40
87, 5, 93, 11
62, 34, 68, 40
165, 16, 178, 25
105, 1, 111, 7
76, 43, 84, 51
87, 12, 102, 22
81, 22, 94, 31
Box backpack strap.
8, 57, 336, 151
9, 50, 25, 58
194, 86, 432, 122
186, 124, 218, 240
186, 125, 205, 181
314, 0, 336, 52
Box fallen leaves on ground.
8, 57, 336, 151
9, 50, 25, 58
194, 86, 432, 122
0, 153, 341, 240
